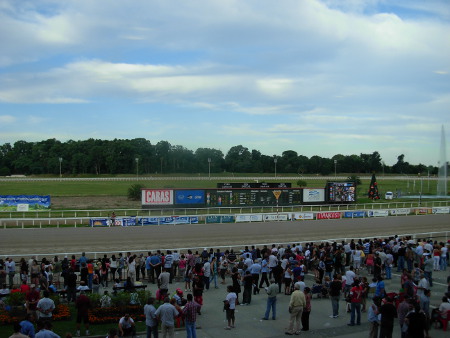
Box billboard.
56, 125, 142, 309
317, 212, 341, 220
142, 189, 174, 206
302, 189, 325, 203
343, 211, 365, 218
292, 212, 315, 220
175, 190, 205, 205
0, 195, 51, 211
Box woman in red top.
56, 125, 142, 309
433, 247, 441, 271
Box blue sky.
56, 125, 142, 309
0, 0, 449, 166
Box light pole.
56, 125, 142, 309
135, 158, 139, 179
208, 158, 211, 179
334, 159, 337, 178
274, 156, 277, 178
59, 157, 62, 179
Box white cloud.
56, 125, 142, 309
0, 115, 15, 123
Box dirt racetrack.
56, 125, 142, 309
1, 214, 449, 257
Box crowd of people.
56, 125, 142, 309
1, 236, 450, 338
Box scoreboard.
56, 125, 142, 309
205, 189, 302, 207
141, 181, 355, 208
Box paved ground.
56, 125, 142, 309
1, 214, 449, 257
1, 214, 449, 337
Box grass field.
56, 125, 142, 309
0, 175, 443, 195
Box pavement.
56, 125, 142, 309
82, 267, 450, 338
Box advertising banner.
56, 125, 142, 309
141, 189, 174, 206
206, 215, 235, 224
413, 208, 432, 215
122, 217, 137, 226
0, 195, 51, 211
263, 214, 289, 221
367, 210, 389, 217
175, 190, 205, 204
343, 211, 365, 218
90, 218, 110, 227
432, 207, 450, 214
236, 214, 263, 222
138, 216, 199, 225
292, 212, 315, 220
390, 208, 410, 216
316, 212, 341, 220
302, 189, 325, 203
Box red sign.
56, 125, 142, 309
142, 189, 174, 205
316, 212, 341, 220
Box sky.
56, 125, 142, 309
0, 0, 449, 166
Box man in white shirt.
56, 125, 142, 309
345, 266, 356, 296
37, 291, 55, 319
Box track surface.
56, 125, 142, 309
1, 214, 449, 257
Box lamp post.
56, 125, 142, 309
59, 157, 62, 179
135, 158, 139, 179
208, 158, 211, 179
274, 156, 277, 178
334, 159, 337, 178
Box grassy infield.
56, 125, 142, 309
0, 175, 448, 335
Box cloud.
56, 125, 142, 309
0, 115, 15, 123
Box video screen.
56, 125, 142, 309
327, 182, 356, 203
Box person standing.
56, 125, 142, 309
368, 297, 381, 338
347, 280, 363, 326
285, 283, 306, 335
301, 287, 312, 331
25, 284, 40, 321
379, 297, 397, 338
6, 257, 16, 288
259, 255, 270, 289
262, 279, 278, 320
75, 291, 91, 337
155, 297, 178, 338
422, 252, 434, 287
224, 285, 237, 330
329, 274, 341, 318
144, 297, 158, 338
36, 291, 55, 320
183, 294, 201, 338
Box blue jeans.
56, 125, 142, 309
264, 297, 277, 319
350, 302, 361, 325
397, 256, 405, 271
385, 266, 391, 279
424, 271, 433, 287
210, 274, 218, 288
440, 257, 447, 271
185, 321, 196, 338
146, 324, 158, 338
331, 296, 340, 317
87, 273, 93, 289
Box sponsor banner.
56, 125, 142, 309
175, 190, 205, 205
122, 217, 137, 226
236, 214, 263, 223
206, 215, 235, 224
302, 189, 325, 203
137, 216, 199, 225
263, 214, 289, 221
316, 212, 341, 220
390, 208, 410, 216
343, 211, 365, 218
141, 189, 174, 206
292, 212, 315, 220
0, 195, 51, 211
367, 210, 389, 217
413, 208, 432, 215
432, 207, 450, 214
90, 218, 110, 227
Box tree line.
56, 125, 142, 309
0, 138, 437, 176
